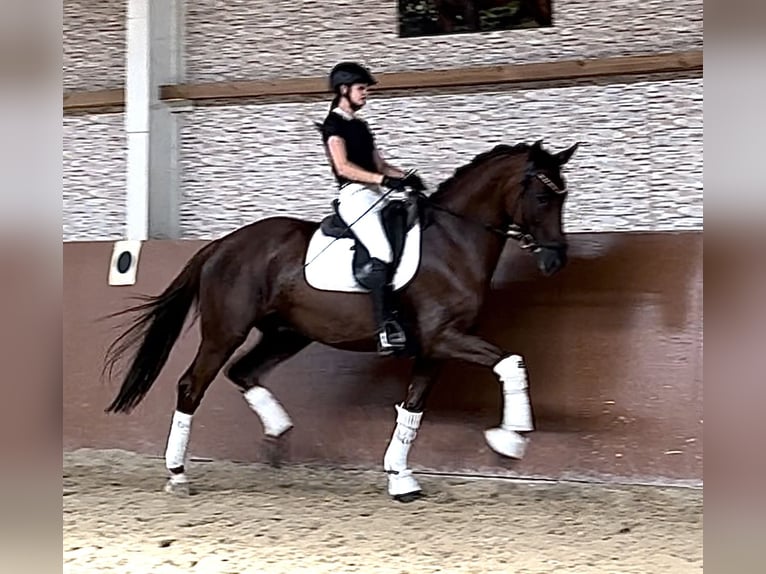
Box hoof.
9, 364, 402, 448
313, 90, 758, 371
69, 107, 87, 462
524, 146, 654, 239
262, 439, 285, 468
386, 469, 422, 501
484, 427, 528, 459
262, 429, 291, 468
164, 480, 191, 497
393, 490, 424, 503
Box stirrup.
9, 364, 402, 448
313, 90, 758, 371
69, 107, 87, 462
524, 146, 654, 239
377, 321, 407, 354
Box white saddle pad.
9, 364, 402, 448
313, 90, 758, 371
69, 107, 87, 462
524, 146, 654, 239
303, 223, 422, 293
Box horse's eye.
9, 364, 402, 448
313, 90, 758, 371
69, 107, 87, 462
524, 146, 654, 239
536, 194, 550, 206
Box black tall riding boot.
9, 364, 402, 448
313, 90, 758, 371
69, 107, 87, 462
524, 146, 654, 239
370, 283, 407, 355
357, 258, 407, 355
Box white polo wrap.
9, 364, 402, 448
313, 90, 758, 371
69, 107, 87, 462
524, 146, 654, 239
493, 354, 533, 432
243, 386, 293, 437
165, 410, 192, 470
383, 404, 424, 497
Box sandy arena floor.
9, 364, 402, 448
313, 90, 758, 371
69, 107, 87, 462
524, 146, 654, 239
63, 449, 702, 573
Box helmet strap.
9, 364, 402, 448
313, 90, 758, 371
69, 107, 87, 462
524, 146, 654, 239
337, 86, 363, 112
348, 97, 363, 112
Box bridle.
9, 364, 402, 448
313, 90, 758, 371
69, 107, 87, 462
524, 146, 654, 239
416, 161, 567, 253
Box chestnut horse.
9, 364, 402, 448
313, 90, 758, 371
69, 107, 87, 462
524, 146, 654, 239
102, 140, 579, 501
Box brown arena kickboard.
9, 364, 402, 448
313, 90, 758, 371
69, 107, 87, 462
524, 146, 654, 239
64, 232, 702, 486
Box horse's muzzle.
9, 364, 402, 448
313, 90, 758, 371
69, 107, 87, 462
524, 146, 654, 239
536, 245, 568, 276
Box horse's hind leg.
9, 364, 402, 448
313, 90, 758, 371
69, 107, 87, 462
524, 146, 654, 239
164, 327, 249, 495
383, 357, 441, 502
224, 323, 311, 465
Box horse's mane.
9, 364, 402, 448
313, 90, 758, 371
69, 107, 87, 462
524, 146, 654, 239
429, 143, 531, 200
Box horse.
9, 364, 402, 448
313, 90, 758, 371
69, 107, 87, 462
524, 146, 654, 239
102, 139, 579, 502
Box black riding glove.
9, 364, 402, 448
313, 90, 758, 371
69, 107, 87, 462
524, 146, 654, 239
403, 172, 426, 192
381, 175, 407, 192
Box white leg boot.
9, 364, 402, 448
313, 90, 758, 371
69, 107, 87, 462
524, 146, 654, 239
383, 404, 424, 500
243, 386, 293, 437
164, 410, 192, 494
484, 355, 534, 459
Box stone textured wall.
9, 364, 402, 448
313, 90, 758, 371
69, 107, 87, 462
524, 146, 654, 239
185, 0, 703, 82
63, 114, 127, 240
61, 0, 703, 241
63, 0, 704, 89
64, 0, 125, 91
178, 75, 702, 238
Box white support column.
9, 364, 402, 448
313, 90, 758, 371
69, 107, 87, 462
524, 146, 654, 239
125, 0, 185, 240
125, 0, 150, 240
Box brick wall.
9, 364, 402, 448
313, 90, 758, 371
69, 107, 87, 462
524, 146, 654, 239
178, 75, 702, 238
64, 0, 125, 91
185, 0, 703, 82
62, 0, 703, 241
63, 113, 127, 240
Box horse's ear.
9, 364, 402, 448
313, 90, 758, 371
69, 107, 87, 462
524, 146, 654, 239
530, 139, 544, 161
554, 142, 579, 165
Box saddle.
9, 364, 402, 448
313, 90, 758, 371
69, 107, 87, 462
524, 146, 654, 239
318, 194, 429, 285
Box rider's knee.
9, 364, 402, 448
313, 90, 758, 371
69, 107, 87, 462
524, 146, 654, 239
356, 257, 389, 290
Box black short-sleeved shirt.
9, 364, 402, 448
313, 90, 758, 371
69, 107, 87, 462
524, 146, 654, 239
321, 109, 378, 187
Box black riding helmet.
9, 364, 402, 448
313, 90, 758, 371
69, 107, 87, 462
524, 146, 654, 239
329, 62, 377, 92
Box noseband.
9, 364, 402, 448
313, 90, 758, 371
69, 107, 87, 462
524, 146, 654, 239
506, 164, 566, 252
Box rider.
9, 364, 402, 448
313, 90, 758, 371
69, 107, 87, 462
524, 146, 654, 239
319, 61, 425, 356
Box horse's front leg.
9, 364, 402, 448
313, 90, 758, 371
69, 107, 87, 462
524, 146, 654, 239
383, 357, 441, 502
429, 329, 533, 459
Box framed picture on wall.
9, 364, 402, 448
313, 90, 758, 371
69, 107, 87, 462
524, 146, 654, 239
398, 0, 553, 38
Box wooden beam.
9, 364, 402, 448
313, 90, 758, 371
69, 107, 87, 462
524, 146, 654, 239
64, 50, 702, 112
63, 88, 124, 111
161, 50, 702, 102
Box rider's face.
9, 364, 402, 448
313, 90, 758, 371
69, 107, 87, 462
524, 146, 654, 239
345, 83, 369, 108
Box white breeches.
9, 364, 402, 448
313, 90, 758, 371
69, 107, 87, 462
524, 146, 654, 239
337, 183, 393, 263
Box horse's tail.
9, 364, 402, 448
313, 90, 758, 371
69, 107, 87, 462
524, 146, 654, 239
102, 242, 215, 414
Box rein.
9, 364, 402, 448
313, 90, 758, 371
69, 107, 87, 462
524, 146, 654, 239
421, 199, 534, 246
415, 169, 564, 252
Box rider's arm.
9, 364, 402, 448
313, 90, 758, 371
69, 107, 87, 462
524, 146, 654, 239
373, 148, 406, 179
326, 135, 385, 186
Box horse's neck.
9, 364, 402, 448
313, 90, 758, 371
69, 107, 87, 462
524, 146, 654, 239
436, 157, 517, 228
429, 158, 520, 284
